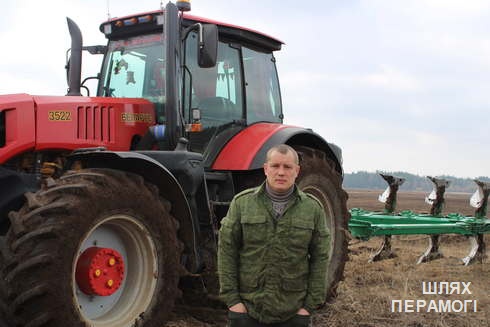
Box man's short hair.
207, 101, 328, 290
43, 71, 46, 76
265, 144, 299, 164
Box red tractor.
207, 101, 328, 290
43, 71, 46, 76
0, 2, 348, 326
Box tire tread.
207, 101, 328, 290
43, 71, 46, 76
0, 168, 183, 326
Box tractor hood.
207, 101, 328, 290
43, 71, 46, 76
0, 93, 155, 164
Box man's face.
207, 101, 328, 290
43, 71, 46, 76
263, 150, 300, 193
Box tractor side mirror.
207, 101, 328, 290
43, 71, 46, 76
198, 24, 218, 68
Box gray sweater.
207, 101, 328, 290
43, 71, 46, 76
265, 182, 295, 219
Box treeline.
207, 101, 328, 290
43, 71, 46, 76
343, 171, 490, 193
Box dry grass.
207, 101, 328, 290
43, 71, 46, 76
316, 235, 489, 327
166, 190, 489, 326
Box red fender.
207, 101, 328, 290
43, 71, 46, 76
211, 123, 290, 170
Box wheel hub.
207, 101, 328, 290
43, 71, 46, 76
75, 247, 125, 296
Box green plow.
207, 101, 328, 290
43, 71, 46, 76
348, 174, 490, 265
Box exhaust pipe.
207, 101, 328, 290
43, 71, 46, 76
66, 17, 83, 96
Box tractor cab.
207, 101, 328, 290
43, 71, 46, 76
93, 2, 283, 155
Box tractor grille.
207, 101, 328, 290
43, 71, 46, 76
0, 111, 5, 148
77, 106, 113, 142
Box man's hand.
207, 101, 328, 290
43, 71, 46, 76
296, 308, 310, 316
229, 303, 248, 313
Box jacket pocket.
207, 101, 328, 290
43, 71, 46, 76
241, 215, 268, 245
290, 314, 311, 327
228, 311, 249, 319
289, 219, 314, 249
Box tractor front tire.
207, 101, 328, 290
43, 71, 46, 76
0, 168, 182, 327
294, 146, 349, 301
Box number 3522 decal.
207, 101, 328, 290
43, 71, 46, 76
48, 111, 72, 121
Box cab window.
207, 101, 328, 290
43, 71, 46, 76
243, 47, 282, 124
183, 33, 243, 153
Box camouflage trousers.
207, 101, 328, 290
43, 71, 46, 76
227, 311, 311, 327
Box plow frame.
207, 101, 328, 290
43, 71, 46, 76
348, 175, 490, 265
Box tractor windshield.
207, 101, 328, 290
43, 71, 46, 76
98, 33, 166, 123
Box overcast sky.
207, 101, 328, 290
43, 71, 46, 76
1, 0, 489, 178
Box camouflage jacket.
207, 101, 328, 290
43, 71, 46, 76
217, 183, 330, 323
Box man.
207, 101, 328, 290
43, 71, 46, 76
218, 144, 330, 327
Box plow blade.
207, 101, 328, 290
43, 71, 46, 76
462, 234, 486, 265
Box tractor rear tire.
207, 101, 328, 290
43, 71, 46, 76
0, 168, 182, 327
294, 146, 349, 300
0, 238, 14, 327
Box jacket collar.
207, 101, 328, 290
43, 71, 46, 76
254, 181, 308, 201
